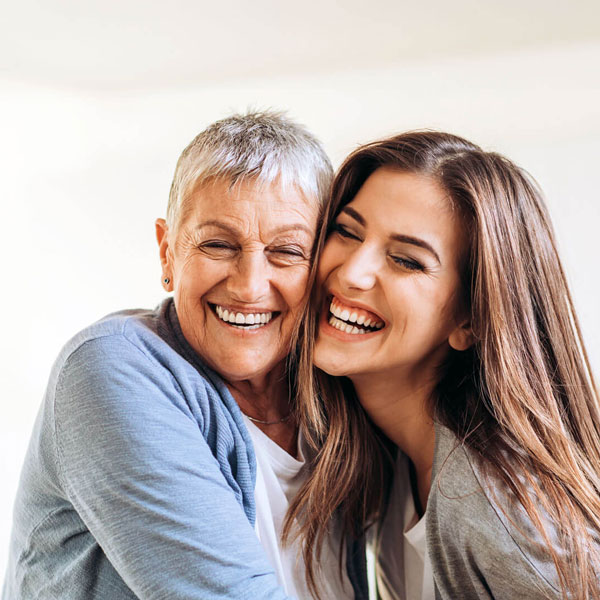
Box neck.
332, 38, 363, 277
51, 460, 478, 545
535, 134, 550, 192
352, 371, 436, 506
227, 372, 288, 419
225, 362, 298, 456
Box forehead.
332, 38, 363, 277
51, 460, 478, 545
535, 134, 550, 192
181, 177, 319, 233
353, 167, 446, 210
351, 168, 451, 220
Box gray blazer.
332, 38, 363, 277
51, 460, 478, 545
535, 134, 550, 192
426, 425, 565, 599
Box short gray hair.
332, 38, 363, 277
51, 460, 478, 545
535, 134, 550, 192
167, 110, 333, 227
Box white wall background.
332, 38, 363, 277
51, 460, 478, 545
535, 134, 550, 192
1, 0, 599, 584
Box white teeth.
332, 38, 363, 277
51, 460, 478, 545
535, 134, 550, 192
328, 299, 385, 331
330, 300, 385, 333
214, 305, 273, 327
327, 315, 381, 335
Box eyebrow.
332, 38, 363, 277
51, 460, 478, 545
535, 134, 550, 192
341, 206, 441, 264
195, 220, 314, 238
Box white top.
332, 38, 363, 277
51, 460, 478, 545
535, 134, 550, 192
243, 416, 353, 600
376, 453, 435, 600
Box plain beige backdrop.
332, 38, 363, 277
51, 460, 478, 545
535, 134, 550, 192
1, 0, 599, 583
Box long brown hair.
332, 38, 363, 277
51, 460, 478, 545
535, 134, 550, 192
285, 131, 600, 599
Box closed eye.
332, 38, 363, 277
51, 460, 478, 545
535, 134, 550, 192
270, 245, 306, 257
197, 240, 238, 256
267, 245, 309, 266
202, 241, 234, 249
390, 255, 424, 271
331, 223, 361, 241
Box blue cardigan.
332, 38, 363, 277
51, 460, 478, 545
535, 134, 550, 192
3, 299, 366, 599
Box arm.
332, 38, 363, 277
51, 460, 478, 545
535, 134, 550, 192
54, 334, 290, 600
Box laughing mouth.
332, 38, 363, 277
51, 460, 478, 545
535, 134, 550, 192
327, 297, 385, 335
211, 303, 277, 330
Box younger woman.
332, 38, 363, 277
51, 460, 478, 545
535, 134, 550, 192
287, 131, 600, 599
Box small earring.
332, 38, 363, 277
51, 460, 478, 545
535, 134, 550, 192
163, 277, 170, 285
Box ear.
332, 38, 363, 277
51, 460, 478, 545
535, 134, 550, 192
155, 218, 174, 292
448, 320, 475, 352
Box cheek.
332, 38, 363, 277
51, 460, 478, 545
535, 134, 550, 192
388, 280, 439, 332
317, 239, 343, 284
282, 266, 311, 309
402, 280, 461, 341
177, 255, 220, 290
172, 251, 196, 282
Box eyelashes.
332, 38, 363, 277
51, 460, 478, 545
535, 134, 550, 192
390, 256, 424, 271
200, 240, 235, 250
197, 240, 237, 257
331, 223, 358, 240
268, 245, 307, 258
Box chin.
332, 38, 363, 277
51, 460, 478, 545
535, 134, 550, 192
314, 351, 351, 378
220, 358, 282, 383
221, 366, 266, 382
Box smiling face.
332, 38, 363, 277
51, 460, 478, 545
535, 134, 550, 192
314, 167, 472, 385
157, 178, 319, 384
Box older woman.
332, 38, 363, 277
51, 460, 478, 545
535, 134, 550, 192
288, 131, 600, 599
3, 112, 362, 599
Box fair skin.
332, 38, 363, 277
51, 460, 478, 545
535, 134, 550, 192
156, 178, 319, 455
314, 167, 473, 510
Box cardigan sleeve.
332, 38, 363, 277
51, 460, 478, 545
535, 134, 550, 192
53, 334, 290, 600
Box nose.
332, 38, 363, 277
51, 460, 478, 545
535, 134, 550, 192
226, 251, 271, 303
337, 244, 378, 291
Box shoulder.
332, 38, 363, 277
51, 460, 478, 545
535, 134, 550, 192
49, 298, 232, 430
47, 301, 254, 490
53, 298, 212, 391
57, 301, 171, 366
426, 424, 561, 599
50, 304, 184, 429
